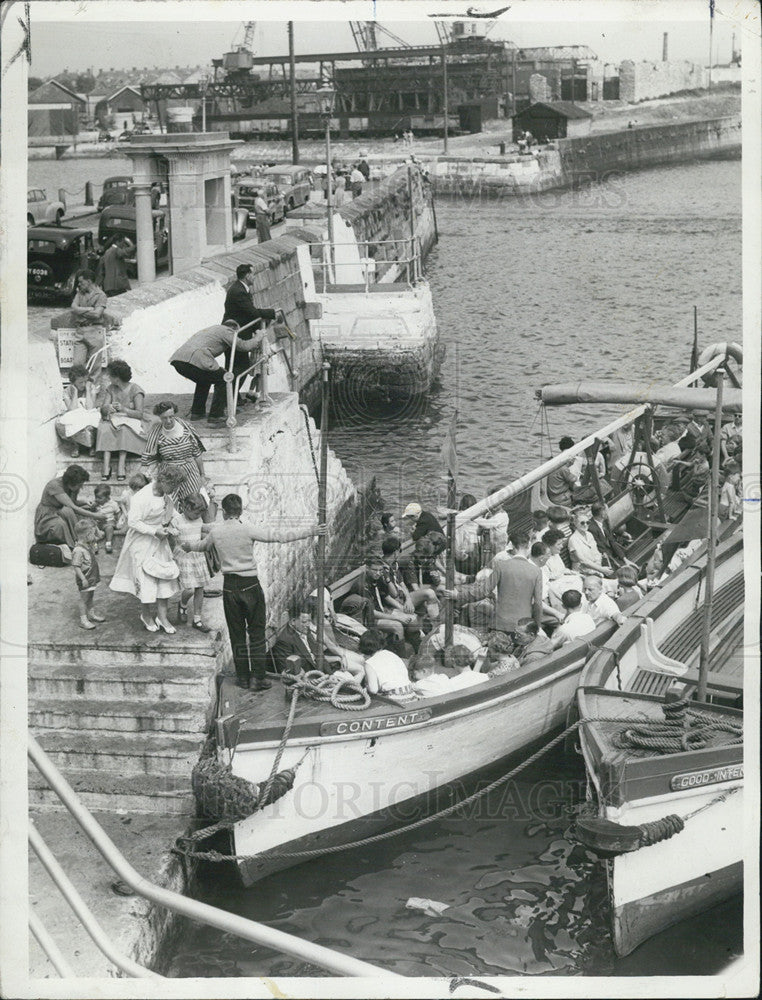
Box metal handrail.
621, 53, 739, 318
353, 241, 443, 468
28, 912, 75, 979
28, 735, 402, 979
224, 318, 279, 453
28, 821, 163, 979
306, 236, 424, 290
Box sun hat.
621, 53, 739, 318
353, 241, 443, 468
402, 502, 422, 519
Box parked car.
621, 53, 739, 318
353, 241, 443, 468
98, 205, 169, 276
118, 130, 133, 142
27, 188, 66, 227
27, 224, 100, 300
234, 179, 286, 226
262, 164, 313, 212
98, 130, 114, 143
97, 176, 134, 213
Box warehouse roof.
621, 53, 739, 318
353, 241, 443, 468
513, 101, 593, 120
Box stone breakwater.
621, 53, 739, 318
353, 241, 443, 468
428, 115, 741, 197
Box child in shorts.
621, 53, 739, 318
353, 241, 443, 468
72, 519, 104, 630
92, 484, 122, 554
173, 494, 212, 633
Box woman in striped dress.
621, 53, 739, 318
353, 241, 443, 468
141, 401, 210, 516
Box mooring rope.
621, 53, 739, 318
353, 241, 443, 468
175, 702, 743, 865
614, 694, 743, 754
282, 668, 371, 711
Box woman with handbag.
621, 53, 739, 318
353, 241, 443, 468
109, 466, 185, 633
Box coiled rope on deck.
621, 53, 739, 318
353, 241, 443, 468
282, 668, 371, 711
613, 694, 743, 754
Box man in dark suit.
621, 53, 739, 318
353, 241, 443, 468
588, 501, 628, 567
444, 529, 542, 634
222, 263, 280, 398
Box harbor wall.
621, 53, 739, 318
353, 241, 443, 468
429, 114, 741, 197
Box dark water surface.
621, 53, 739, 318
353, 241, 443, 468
168, 159, 742, 978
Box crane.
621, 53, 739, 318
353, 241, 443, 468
223, 21, 257, 74
349, 21, 412, 56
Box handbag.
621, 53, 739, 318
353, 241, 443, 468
205, 541, 222, 576
29, 543, 72, 567
142, 554, 179, 581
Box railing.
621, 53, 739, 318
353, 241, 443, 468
310, 236, 424, 292
27, 734, 403, 980
224, 317, 275, 454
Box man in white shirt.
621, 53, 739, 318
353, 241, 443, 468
583, 575, 625, 626
551, 589, 596, 648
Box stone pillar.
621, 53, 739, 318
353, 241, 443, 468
132, 182, 156, 285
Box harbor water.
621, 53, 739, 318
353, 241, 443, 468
163, 158, 743, 978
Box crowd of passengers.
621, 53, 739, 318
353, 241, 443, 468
266, 412, 743, 701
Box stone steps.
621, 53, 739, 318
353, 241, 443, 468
28, 768, 197, 815
33, 729, 205, 777
28, 659, 216, 703
29, 696, 208, 734
31, 637, 222, 670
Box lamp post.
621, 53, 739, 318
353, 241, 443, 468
316, 85, 336, 277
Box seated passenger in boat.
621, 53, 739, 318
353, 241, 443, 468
511, 617, 554, 666
400, 536, 444, 593
546, 506, 572, 540
400, 502, 443, 542
551, 590, 596, 648
583, 575, 625, 626
360, 629, 417, 701
546, 439, 580, 507
380, 511, 400, 540
588, 501, 629, 568
718, 461, 741, 520
529, 510, 549, 547
614, 565, 644, 612
678, 411, 712, 456
382, 536, 440, 624
567, 508, 614, 577
529, 542, 565, 625
671, 451, 710, 502
474, 488, 510, 553
445, 644, 489, 691
410, 653, 451, 698
453, 494, 481, 575
345, 557, 416, 642
719, 413, 742, 464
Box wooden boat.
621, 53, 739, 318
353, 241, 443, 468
198, 351, 739, 887
573, 354, 746, 957
574, 529, 744, 957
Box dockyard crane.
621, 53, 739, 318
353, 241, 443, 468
223, 21, 257, 73
350, 21, 413, 65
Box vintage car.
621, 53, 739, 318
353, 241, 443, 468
27, 224, 100, 300
97, 176, 134, 213
234, 179, 286, 226
27, 188, 66, 227
262, 164, 313, 212
98, 205, 169, 276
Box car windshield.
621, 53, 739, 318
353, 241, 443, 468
271, 174, 295, 186
107, 180, 130, 188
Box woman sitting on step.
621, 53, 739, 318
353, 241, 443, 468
95, 360, 147, 482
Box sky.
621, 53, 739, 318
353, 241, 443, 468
27, 0, 744, 78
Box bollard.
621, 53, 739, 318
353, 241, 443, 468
58, 188, 67, 209
85, 181, 94, 207
499, 141, 506, 156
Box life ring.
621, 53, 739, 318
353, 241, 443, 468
697, 342, 743, 366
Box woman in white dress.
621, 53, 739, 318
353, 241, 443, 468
55, 364, 101, 457
109, 466, 185, 633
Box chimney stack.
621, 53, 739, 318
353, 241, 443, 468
662, 32, 668, 62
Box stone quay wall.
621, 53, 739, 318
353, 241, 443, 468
428, 114, 740, 199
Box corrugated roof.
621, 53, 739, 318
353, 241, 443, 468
515, 101, 593, 120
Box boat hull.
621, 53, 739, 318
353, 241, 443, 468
228, 652, 587, 886
606, 783, 744, 956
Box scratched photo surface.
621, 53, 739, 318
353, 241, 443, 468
1, 1, 759, 998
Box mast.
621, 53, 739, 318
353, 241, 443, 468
314, 363, 330, 673
696, 367, 724, 702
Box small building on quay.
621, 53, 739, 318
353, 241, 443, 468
28, 79, 85, 136
512, 101, 593, 143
